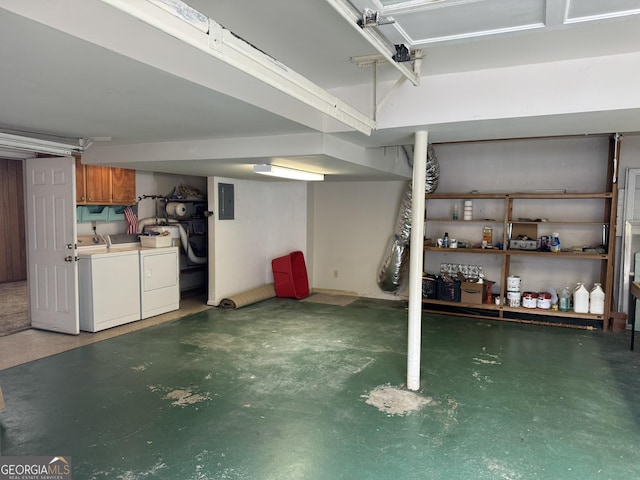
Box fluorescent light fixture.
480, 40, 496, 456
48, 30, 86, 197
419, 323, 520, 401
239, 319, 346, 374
0, 132, 83, 156
253, 164, 324, 181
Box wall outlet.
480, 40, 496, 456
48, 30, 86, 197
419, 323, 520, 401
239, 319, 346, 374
333, 270, 339, 278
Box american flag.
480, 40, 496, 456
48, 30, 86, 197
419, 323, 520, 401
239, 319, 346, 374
124, 206, 138, 234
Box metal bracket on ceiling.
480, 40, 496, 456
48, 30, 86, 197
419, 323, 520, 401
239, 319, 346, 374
325, 0, 420, 86
351, 50, 424, 120
357, 8, 395, 28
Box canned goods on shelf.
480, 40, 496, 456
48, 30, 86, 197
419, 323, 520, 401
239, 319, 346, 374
537, 292, 552, 309
507, 275, 521, 291
507, 291, 521, 307
522, 292, 538, 308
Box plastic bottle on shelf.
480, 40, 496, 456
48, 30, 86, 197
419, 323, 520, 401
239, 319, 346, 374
589, 283, 605, 315
452, 204, 459, 220
559, 286, 571, 312
550, 232, 561, 253
442, 232, 450, 248
573, 282, 589, 313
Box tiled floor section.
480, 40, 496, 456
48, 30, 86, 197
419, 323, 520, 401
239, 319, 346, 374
0, 292, 210, 371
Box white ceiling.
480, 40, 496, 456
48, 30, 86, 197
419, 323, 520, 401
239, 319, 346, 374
1, 0, 640, 180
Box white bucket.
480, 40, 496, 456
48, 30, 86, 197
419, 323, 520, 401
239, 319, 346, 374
522, 292, 538, 309
536, 292, 551, 309
507, 275, 521, 291
507, 291, 521, 307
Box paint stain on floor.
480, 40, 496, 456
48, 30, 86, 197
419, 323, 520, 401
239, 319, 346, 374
148, 384, 211, 407
164, 389, 210, 407
130, 362, 152, 371
485, 458, 523, 480
362, 384, 433, 416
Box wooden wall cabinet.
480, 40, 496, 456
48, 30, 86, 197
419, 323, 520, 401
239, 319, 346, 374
76, 158, 136, 205
111, 167, 136, 205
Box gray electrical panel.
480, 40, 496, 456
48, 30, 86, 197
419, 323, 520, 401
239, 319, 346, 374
218, 183, 234, 220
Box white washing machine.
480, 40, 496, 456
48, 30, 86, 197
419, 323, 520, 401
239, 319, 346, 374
139, 246, 180, 319
77, 236, 141, 332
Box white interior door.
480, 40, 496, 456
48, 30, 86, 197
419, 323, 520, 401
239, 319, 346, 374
25, 156, 79, 334
207, 176, 215, 306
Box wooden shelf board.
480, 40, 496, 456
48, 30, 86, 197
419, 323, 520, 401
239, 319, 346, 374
426, 192, 612, 200
422, 299, 605, 322
424, 247, 502, 254
425, 247, 607, 259
427, 218, 503, 223
510, 221, 609, 226
506, 250, 608, 259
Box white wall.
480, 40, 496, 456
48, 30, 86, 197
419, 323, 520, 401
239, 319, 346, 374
431, 136, 610, 294
312, 181, 409, 300
208, 177, 308, 305
611, 133, 640, 311
311, 136, 623, 300
617, 134, 640, 187
332, 52, 640, 140
135, 171, 207, 219
432, 136, 609, 193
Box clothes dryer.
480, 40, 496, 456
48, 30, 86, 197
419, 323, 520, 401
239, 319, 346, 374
139, 246, 180, 319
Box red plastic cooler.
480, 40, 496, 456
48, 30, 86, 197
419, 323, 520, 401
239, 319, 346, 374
271, 251, 310, 299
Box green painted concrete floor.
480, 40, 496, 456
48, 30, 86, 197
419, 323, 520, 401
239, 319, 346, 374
0, 297, 639, 480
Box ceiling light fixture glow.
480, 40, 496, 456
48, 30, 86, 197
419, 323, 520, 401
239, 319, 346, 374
0, 132, 83, 156
253, 164, 324, 181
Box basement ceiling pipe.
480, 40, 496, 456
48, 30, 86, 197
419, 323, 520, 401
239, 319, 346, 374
376, 144, 439, 293
138, 217, 207, 265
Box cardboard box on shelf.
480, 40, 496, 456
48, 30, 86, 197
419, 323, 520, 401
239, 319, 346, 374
461, 281, 484, 304
456, 273, 493, 304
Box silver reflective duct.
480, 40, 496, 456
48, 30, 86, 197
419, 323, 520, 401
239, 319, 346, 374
377, 144, 439, 293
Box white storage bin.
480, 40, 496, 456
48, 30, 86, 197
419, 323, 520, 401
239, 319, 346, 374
140, 235, 172, 248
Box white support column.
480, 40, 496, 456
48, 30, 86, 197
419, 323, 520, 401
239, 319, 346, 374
407, 130, 428, 391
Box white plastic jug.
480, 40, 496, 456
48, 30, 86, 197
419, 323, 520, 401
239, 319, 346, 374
589, 283, 605, 315
573, 283, 589, 314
